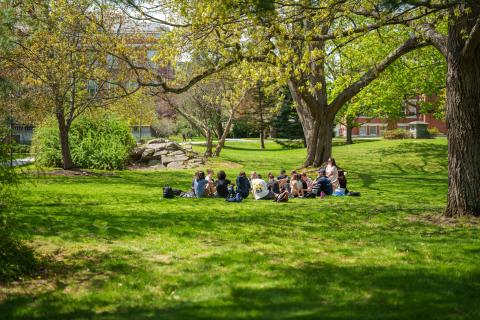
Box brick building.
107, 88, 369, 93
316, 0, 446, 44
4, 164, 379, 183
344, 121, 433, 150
337, 95, 446, 138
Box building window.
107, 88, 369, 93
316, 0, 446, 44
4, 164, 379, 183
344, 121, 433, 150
359, 126, 367, 136
369, 126, 378, 136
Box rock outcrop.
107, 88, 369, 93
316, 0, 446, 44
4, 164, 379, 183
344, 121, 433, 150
130, 139, 203, 169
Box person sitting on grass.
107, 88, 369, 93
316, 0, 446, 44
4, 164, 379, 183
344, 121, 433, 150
236, 171, 251, 199
215, 170, 231, 198
205, 169, 216, 196
290, 173, 304, 197
250, 171, 259, 181
311, 168, 333, 197
193, 171, 208, 198
326, 158, 339, 190
301, 172, 313, 193
251, 175, 275, 200
267, 172, 280, 194
333, 170, 348, 196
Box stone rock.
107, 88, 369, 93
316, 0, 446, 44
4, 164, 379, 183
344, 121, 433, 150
167, 161, 184, 169
153, 150, 168, 158
141, 148, 155, 161
173, 155, 189, 162
148, 143, 168, 151
147, 138, 166, 145
165, 142, 181, 151
148, 159, 161, 166
131, 147, 145, 161
130, 138, 204, 168
161, 156, 176, 165
169, 150, 185, 156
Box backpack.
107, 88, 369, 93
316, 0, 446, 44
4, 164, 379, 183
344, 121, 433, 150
274, 191, 289, 203
226, 193, 243, 202
163, 186, 174, 199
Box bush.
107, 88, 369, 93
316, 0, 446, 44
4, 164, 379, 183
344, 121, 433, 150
427, 127, 440, 137
32, 114, 135, 170
383, 129, 412, 140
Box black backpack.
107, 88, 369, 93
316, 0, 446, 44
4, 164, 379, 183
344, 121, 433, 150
163, 186, 174, 199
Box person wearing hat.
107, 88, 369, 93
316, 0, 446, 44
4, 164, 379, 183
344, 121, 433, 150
311, 168, 333, 196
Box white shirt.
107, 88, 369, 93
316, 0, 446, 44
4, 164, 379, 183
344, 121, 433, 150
251, 178, 269, 200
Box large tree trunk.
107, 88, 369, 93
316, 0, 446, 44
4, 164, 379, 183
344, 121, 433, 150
312, 115, 334, 167
56, 111, 74, 170
445, 10, 480, 217
346, 126, 354, 145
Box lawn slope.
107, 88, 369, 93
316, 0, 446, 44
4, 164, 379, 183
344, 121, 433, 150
1, 138, 479, 320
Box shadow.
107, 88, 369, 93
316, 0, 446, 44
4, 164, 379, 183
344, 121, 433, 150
2, 260, 479, 319
377, 142, 448, 173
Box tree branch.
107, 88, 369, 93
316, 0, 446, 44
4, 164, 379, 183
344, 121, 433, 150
329, 37, 430, 114
462, 16, 480, 58
413, 23, 448, 57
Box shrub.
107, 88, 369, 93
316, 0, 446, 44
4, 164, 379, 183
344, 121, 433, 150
427, 127, 440, 137
383, 129, 412, 140
32, 114, 135, 170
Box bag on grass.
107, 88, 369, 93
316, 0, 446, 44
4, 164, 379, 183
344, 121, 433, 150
274, 191, 289, 203
226, 193, 243, 202
163, 186, 174, 199
173, 189, 182, 196
347, 191, 361, 197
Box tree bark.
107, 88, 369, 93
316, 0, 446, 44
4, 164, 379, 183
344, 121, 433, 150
214, 110, 235, 157
215, 121, 224, 140
56, 110, 74, 170
445, 7, 480, 217
346, 126, 354, 144
204, 129, 213, 157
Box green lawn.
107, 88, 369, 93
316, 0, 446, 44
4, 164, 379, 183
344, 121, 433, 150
1, 138, 479, 319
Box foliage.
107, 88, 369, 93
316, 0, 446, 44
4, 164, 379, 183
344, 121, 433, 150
32, 114, 135, 170
383, 129, 412, 140
427, 127, 441, 137
270, 104, 304, 140
2, 0, 143, 168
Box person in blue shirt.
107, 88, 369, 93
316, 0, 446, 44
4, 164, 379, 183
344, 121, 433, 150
236, 171, 251, 199
311, 168, 333, 196
193, 171, 208, 198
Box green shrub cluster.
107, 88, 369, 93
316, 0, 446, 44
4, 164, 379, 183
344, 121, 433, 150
427, 127, 441, 137
32, 114, 135, 170
383, 129, 412, 140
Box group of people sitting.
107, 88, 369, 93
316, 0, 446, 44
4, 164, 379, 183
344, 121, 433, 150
179, 158, 350, 201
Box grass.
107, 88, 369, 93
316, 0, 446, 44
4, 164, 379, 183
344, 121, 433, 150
1, 138, 480, 319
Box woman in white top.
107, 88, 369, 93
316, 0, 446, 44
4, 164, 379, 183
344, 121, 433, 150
326, 157, 339, 189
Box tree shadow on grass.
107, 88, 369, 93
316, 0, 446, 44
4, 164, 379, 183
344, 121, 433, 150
377, 142, 448, 173
1, 260, 478, 319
